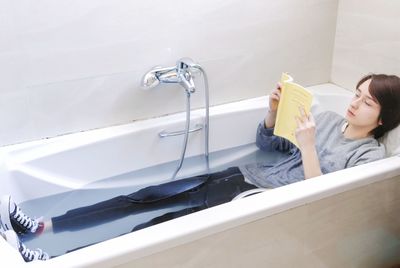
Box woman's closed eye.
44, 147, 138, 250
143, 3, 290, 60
354, 91, 374, 107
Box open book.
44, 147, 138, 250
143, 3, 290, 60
273, 73, 313, 147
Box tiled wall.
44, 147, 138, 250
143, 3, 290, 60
331, 0, 400, 89
119, 175, 400, 268
0, 0, 338, 146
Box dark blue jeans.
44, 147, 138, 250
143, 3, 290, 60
52, 167, 257, 233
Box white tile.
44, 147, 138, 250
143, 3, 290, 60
0, 0, 339, 145
331, 0, 400, 89
0, 90, 36, 145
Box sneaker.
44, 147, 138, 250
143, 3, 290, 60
2, 230, 49, 262
0, 195, 43, 235
0, 218, 4, 233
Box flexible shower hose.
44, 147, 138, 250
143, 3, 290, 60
170, 66, 210, 180
170, 90, 192, 180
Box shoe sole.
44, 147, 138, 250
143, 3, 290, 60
0, 195, 12, 232
3, 229, 49, 262
3, 229, 19, 250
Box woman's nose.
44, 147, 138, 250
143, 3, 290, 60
350, 97, 361, 109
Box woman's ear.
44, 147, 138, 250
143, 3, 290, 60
378, 118, 383, 125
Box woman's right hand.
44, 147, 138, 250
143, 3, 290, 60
264, 82, 282, 128
269, 82, 282, 113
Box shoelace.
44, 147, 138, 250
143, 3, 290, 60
20, 243, 47, 261
13, 207, 38, 232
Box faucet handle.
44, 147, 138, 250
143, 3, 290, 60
177, 57, 200, 71
179, 70, 195, 93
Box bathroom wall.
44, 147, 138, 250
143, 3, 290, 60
0, 0, 338, 146
331, 0, 400, 89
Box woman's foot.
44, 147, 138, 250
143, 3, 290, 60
2, 230, 49, 262
0, 195, 44, 235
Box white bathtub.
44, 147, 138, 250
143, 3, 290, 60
1, 83, 400, 267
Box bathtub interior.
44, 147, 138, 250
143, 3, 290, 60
19, 143, 291, 257
1, 82, 399, 265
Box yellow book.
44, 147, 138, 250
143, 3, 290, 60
273, 73, 313, 147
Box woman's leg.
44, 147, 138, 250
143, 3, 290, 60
50, 167, 256, 233
203, 166, 257, 207
50, 191, 197, 233
128, 167, 257, 232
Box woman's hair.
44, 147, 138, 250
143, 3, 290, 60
357, 74, 400, 139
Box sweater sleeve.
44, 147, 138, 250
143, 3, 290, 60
255, 121, 295, 153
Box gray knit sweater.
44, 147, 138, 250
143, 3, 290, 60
239, 111, 385, 188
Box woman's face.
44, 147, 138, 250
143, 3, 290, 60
345, 79, 382, 131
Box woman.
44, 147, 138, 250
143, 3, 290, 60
1, 73, 400, 261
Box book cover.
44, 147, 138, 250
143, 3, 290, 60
273, 73, 313, 147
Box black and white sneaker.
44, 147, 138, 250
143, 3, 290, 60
0, 195, 43, 235
0, 216, 4, 233
2, 230, 49, 262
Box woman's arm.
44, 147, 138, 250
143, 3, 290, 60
295, 108, 322, 179
299, 144, 322, 179
256, 82, 294, 152
256, 122, 294, 152
264, 83, 281, 128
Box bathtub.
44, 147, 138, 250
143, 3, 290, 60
1, 83, 399, 267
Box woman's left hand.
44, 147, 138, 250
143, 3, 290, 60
295, 107, 316, 151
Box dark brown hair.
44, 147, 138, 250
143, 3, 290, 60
357, 74, 400, 139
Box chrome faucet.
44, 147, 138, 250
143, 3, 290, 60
140, 58, 210, 180
141, 58, 199, 94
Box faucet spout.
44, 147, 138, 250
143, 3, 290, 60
141, 66, 176, 89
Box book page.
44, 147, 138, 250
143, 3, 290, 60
273, 73, 313, 147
